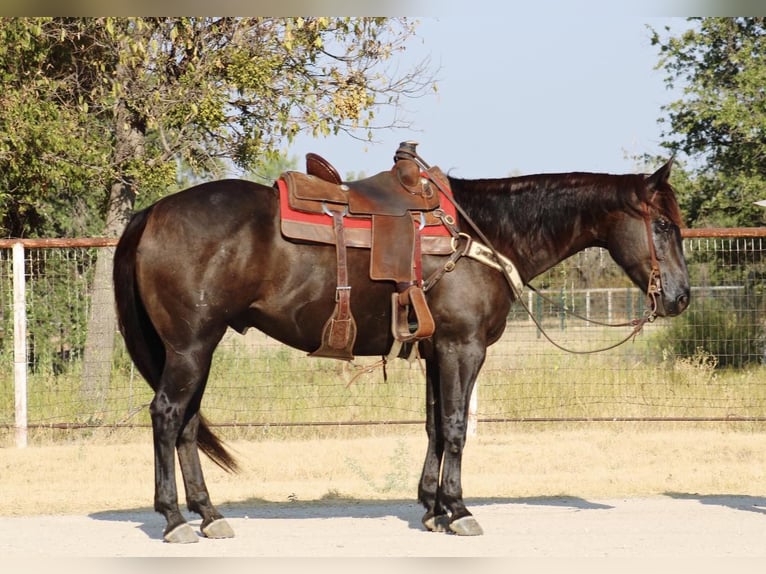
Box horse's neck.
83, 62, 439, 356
451, 176, 615, 283
508, 208, 604, 283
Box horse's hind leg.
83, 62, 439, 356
150, 385, 196, 543
150, 342, 222, 543
176, 411, 234, 539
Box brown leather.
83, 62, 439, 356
281, 153, 451, 356
285, 165, 440, 217
391, 285, 435, 342
280, 218, 454, 254
369, 213, 416, 283
406, 286, 435, 339
309, 208, 357, 360
282, 163, 445, 284
306, 152, 342, 185
346, 161, 437, 216
283, 171, 348, 212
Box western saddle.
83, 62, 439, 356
279, 141, 456, 360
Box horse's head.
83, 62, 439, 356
606, 158, 690, 318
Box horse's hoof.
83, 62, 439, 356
423, 514, 450, 533
164, 522, 199, 544
449, 516, 484, 536
202, 518, 235, 539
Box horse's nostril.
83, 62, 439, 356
677, 293, 690, 311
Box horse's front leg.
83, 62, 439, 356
418, 355, 449, 532
434, 341, 486, 536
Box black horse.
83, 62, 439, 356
113, 154, 690, 543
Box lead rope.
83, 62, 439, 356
404, 147, 662, 355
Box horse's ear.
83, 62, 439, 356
645, 156, 674, 189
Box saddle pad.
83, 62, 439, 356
277, 178, 457, 255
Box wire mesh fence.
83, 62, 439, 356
1, 230, 765, 438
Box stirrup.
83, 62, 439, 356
391, 285, 435, 342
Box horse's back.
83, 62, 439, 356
138, 179, 281, 288
146, 178, 277, 236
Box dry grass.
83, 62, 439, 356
1, 424, 765, 517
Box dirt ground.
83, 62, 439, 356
1, 426, 766, 561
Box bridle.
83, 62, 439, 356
498, 200, 666, 355
641, 199, 664, 322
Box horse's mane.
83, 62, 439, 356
447, 171, 684, 242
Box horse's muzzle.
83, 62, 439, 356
656, 288, 690, 318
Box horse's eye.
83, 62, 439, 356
655, 219, 672, 233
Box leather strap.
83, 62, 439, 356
412, 213, 423, 285
330, 209, 353, 337
309, 208, 357, 360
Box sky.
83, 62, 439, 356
283, 12, 690, 181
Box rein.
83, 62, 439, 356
520, 285, 658, 355
404, 146, 664, 355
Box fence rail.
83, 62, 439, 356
2, 228, 766, 446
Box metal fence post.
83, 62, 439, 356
12, 242, 28, 448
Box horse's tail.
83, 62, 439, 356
113, 207, 239, 473
113, 207, 164, 392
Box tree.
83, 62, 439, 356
0, 17, 434, 400
1, 17, 433, 235
0, 19, 113, 238
651, 17, 766, 228
246, 152, 298, 185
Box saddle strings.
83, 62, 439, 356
407, 149, 660, 356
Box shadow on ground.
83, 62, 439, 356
664, 492, 766, 515
88, 494, 613, 541
90, 492, 766, 540
92, 494, 766, 542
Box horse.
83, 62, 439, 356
113, 154, 690, 543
